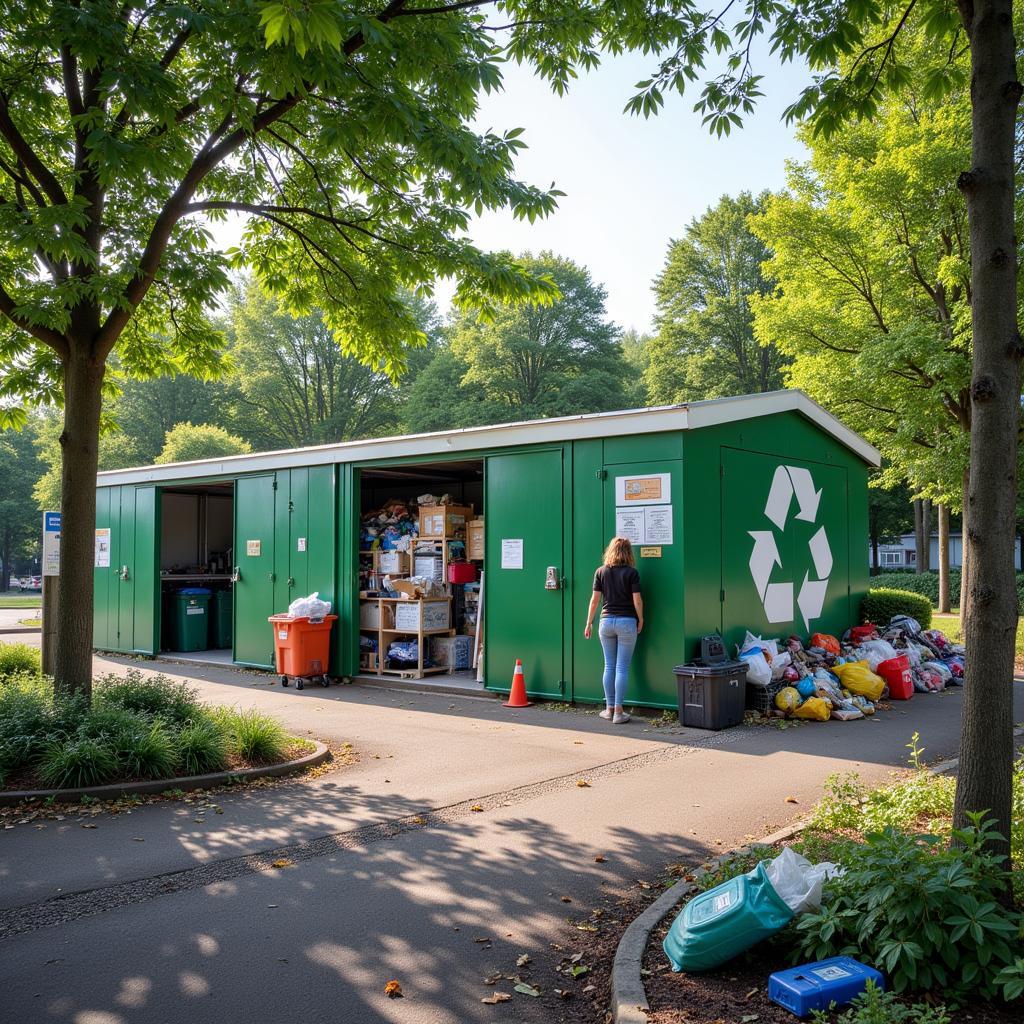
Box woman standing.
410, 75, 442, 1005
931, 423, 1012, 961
584, 537, 643, 724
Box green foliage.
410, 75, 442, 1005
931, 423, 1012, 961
112, 720, 177, 781
861, 588, 933, 629
94, 672, 204, 727
0, 677, 52, 783
155, 422, 251, 465
810, 981, 950, 1024
0, 642, 41, 677
645, 192, 786, 405
175, 717, 232, 777
793, 819, 1023, 1001
219, 709, 289, 765
811, 771, 956, 835
0, 421, 43, 588
37, 738, 118, 789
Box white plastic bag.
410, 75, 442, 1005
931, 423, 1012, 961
770, 651, 792, 681
739, 646, 772, 687
855, 639, 899, 672
764, 848, 842, 915
287, 591, 332, 619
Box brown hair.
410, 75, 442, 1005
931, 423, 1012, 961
602, 537, 635, 568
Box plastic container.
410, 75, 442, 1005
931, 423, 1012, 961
673, 661, 747, 730
209, 588, 233, 649
877, 655, 913, 700
769, 957, 885, 1017
171, 588, 211, 652
663, 861, 794, 972
447, 561, 477, 584
269, 614, 337, 685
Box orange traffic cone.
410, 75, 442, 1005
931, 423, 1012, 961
503, 659, 532, 707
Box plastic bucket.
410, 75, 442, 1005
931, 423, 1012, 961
878, 655, 913, 700
447, 562, 477, 584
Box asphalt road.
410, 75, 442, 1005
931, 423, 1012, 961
3, 647, 1021, 1024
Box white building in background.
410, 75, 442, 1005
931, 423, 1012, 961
871, 531, 1022, 570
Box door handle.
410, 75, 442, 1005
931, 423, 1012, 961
287, 576, 295, 588
231, 566, 242, 583
119, 566, 130, 581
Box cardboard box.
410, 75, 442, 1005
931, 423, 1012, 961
360, 652, 379, 672
430, 634, 473, 670
359, 601, 395, 630
390, 579, 425, 600
467, 518, 485, 561
418, 504, 473, 538
414, 555, 444, 582
394, 599, 450, 632
374, 550, 409, 575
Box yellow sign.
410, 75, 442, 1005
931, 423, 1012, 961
624, 477, 663, 502
640, 546, 662, 558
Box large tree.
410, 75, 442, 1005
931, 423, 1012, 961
449, 251, 628, 418
154, 421, 251, 463
646, 191, 787, 404
0, 422, 41, 590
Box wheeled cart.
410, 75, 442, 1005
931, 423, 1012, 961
268, 614, 338, 690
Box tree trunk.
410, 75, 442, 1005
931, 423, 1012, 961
53, 350, 105, 699
938, 503, 951, 613
871, 531, 879, 575
921, 498, 932, 571
1, 527, 10, 592
953, 0, 1021, 872
913, 498, 925, 573
960, 464, 970, 613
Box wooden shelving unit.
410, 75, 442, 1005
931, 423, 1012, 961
359, 595, 454, 679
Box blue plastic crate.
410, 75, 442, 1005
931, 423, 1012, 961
768, 957, 884, 1017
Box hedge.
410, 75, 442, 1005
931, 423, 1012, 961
870, 570, 1024, 613
861, 588, 933, 629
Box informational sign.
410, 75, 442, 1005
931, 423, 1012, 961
644, 506, 674, 545
615, 473, 671, 505
94, 527, 111, 568
297, 537, 307, 552
42, 511, 61, 576
500, 538, 523, 570
614, 508, 644, 545
614, 505, 675, 545
639, 546, 662, 559
246, 539, 261, 557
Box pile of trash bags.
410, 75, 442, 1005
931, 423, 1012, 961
739, 614, 965, 723
361, 498, 419, 552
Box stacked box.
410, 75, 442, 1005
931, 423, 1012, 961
394, 600, 450, 632
418, 504, 472, 538
430, 634, 473, 669
359, 601, 395, 629
413, 555, 444, 582
374, 550, 409, 575
467, 518, 485, 560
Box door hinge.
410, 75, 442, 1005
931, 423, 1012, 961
288, 499, 294, 512
720, 464, 725, 477
269, 572, 276, 583
595, 469, 607, 480
720, 589, 726, 603
272, 479, 278, 491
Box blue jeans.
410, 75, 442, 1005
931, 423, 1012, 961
599, 616, 638, 708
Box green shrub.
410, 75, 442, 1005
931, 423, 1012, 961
810, 981, 949, 1024
793, 819, 1023, 1002
113, 720, 177, 780
38, 737, 118, 789
811, 770, 956, 835
860, 588, 933, 629
0, 679, 54, 783
77, 704, 150, 742
0, 642, 41, 678
94, 670, 204, 725
176, 717, 231, 776
219, 708, 288, 765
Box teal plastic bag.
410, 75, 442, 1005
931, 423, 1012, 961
663, 862, 795, 972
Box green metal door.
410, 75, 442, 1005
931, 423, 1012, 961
484, 449, 565, 698
115, 487, 136, 652
93, 487, 115, 649
131, 486, 158, 654
721, 448, 849, 645
597, 460, 683, 707
233, 475, 277, 668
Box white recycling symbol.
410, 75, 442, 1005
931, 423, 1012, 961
747, 465, 832, 630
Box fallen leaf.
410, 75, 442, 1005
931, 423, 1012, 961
594, 855, 607, 863
514, 983, 540, 997
560, 895, 572, 903
570, 953, 583, 964
741, 1015, 760, 1022
81, 824, 97, 829
384, 979, 403, 998
474, 937, 492, 944
484, 973, 502, 985
576, 779, 590, 788
132, 837, 144, 842
636, 880, 652, 890
516, 954, 531, 968
582, 984, 596, 993
412, 816, 426, 825
570, 964, 590, 978
785, 796, 799, 804
555, 988, 573, 999
745, 988, 758, 1000
271, 858, 293, 869
470, 804, 484, 812
481, 993, 511, 1004
574, 923, 598, 933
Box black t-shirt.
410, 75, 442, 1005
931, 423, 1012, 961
593, 565, 641, 619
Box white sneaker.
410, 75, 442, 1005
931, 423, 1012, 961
612, 712, 631, 725
599, 708, 613, 720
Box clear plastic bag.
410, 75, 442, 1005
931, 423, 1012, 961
764, 848, 841, 915
287, 592, 332, 619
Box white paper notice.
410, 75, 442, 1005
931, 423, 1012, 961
644, 506, 673, 545
94, 527, 111, 568
614, 508, 644, 545
501, 538, 524, 569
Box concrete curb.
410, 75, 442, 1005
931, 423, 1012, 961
0, 625, 41, 635
0, 741, 330, 807
608, 724, 1024, 1024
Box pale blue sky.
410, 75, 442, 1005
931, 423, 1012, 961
442, 49, 812, 334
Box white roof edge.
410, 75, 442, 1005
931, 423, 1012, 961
96, 389, 880, 487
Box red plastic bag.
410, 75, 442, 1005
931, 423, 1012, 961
810, 633, 840, 655
850, 624, 878, 643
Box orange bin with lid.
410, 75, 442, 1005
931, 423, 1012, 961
268, 614, 337, 684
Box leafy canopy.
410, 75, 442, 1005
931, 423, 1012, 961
154, 422, 251, 464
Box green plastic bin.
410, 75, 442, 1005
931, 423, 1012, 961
172, 588, 211, 652
209, 589, 233, 649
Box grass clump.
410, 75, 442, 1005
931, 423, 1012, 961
176, 716, 231, 776
37, 737, 118, 789
0, 642, 41, 677
218, 708, 289, 765
94, 671, 203, 726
